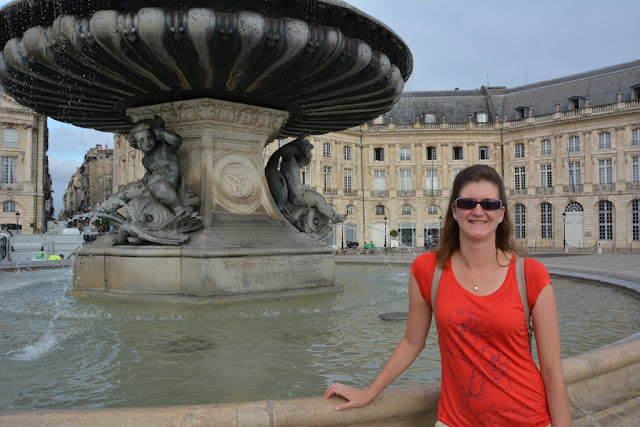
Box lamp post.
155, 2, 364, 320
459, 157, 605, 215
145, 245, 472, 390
15, 211, 20, 233
562, 211, 567, 252
384, 215, 388, 248
341, 224, 344, 250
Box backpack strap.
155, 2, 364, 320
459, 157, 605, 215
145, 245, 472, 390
516, 256, 533, 352
430, 264, 443, 313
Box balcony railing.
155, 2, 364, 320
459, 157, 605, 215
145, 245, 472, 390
343, 189, 358, 197
513, 188, 527, 196
626, 182, 640, 191
594, 183, 615, 192
564, 184, 584, 193
0, 182, 24, 191
372, 190, 388, 197
398, 190, 414, 197
423, 189, 441, 197
323, 188, 338, 195
536, 186, 554, 195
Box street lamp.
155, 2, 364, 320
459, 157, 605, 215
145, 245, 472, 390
15, 211, 20, 233
384, 216, 388, 248
341, 224, 344, 250
562, 211, 567, 252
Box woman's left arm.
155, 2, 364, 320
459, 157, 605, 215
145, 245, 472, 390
532, 284, 571, 427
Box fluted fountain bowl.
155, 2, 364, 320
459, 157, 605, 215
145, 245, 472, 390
0, 0, 412, 136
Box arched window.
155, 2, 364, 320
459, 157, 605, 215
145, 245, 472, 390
540, 202, 553, 239
515, 204, 526, 239
402, 205, 412, 215
375, 205, 385, 215
428, 205, 438, 215
2, 200, 16, 212
565, 202, 583, 212
598, 200, 613, 240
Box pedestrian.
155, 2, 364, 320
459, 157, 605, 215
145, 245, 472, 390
370, 241, 375, 254
47, 254, 64, 261
325, 164, 570, 426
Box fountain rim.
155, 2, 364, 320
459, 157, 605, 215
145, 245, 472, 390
0, 0, 413, 81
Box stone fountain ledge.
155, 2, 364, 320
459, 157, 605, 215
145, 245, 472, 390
1, 252, 639, 426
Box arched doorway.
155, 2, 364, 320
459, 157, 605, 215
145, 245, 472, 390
564, 202, 584, 249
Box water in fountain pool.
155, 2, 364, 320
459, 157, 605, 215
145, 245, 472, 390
0, 264, 638, 411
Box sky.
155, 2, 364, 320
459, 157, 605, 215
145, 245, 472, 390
2, 0, 640, 216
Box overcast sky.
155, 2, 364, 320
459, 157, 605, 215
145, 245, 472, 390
2, 0, 640, 216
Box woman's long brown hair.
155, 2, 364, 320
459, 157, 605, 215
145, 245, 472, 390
434, 165, 525, 268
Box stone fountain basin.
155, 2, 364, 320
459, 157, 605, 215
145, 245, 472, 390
0, 0, 412, 136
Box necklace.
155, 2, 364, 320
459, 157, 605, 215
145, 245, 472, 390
458, 254, 495, 291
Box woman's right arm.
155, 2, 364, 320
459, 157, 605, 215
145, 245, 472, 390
324, 272, 432, 411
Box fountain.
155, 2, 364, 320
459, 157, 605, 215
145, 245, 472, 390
0, 0, 412, 298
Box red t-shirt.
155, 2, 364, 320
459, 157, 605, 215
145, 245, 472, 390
411, 252, 552, 426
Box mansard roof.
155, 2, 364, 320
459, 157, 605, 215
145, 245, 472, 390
381, 59, 640, 124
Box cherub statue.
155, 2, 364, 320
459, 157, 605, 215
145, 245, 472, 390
266, 136, 346, 240
96, 116, 202, 245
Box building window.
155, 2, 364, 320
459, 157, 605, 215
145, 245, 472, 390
569, 97, 584, 110
540, 164, 552, 188
633, 200, 639, 241
633, 129, 640, 146
515, 143, 525, 158
428, 205, 438, 215
515, 107, 527, 120
2, 200, 16, 212
322, 142, 331, 158
632, 156, 640, 183
2, 128, 18, 146
452, 146, 463, 160
399, 147, 411, 161
343, 145, 352, 160
346, 205, 354, 216
373, 115, 384, 125
598, 132, 611, 149
373, 170, 386, 194
343, 168, 352, 193
479, 146, 490, 160
451, 168, 462, 182
540, 202, 553, 239
598, 200, 613, 240
323, 166, 332, 192
301, 165, 311, 189
598, 158, 613, 185
568, 161, 581, 185
541, 139, 551, 156
427, 146, 437, 160
278, 138, 288, 148
424, 113, 437, 123
476, 112, 488, 123
515, 204, 526, 239
375, 205, 385, 215
1, 156, 18, 185
402, 205, 412, 215
514, 166, 526, 191
373, 147, 385, 161
426, 169, 438, 191
399, 169, 412, 194
568, 136, 580, 153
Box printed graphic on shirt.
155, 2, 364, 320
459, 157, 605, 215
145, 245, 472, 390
446, 305, 519, 423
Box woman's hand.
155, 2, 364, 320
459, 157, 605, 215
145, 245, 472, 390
324, 383, 374, 411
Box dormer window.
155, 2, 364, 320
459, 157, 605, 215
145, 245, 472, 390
475, 112, 488, 123
568, 96, 585, 110
424, 112, 437, 124
373, 115, 384, 125
632, 84, 640, 100
515, 107, 529, 120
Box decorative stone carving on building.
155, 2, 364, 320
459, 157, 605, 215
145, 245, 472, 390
97, 116, 203, 245
266, 136, 346, 241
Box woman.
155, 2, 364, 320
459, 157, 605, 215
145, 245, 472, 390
325, 165, 570, 426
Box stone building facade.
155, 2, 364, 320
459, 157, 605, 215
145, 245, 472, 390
112, 60, 640, 251
0, 92, 50, 233
60, 144, 113, 219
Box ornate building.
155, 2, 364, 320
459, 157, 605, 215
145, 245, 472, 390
0, 92, 50, 233
114, 60, 640, 251
60, 144, 113, 219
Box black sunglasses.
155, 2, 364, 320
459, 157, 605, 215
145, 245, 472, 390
454, 198, 503, 211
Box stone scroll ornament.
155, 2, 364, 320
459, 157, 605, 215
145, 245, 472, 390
96, 116, 203, 245
266, 136, 346, 241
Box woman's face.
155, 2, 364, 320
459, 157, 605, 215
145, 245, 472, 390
452, 180, 505, 243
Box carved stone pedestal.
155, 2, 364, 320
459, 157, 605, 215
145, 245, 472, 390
72, 99, 336, 299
